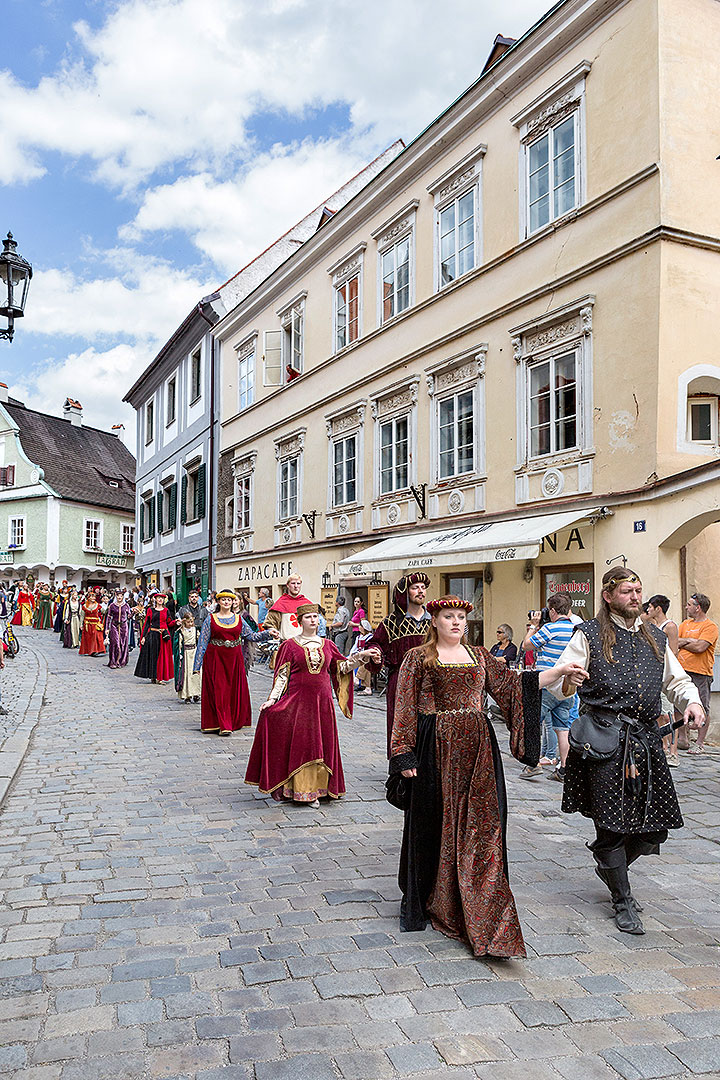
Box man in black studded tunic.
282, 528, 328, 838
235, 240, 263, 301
551, 567, 705, 935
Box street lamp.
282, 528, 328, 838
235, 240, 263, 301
0, 233, 32, 342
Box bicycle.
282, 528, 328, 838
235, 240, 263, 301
2, 617, 19, 658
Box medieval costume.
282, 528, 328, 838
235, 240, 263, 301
193, 592, 272, 733
79, 599, 105, 656
389, 598, 541, 958
176, 624, 202, 702
63, 593, 81, 648
106, 596, 131, 669
12, 587, 34, 627
554, 608, 701, 934
245, 604, 356, 803
53, 588, 67, 634
264, 589, 312, 644
134, 603, 177, 682
366, 573, 431, 755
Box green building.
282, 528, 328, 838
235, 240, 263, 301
0, 389, 136, 589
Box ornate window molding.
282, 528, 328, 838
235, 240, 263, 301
325, 401, 366, 529
274, 428, 305, 532
512, 61, 591, 239
370, 377, 420, 504
372, 201, 419, 327
425, 346, 487, 491
328, 244, 366, 354
428, 146, 486, 293
511, 296, 595, 505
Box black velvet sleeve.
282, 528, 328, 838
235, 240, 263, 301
389, 751, 419, 775
519, 670, 542, 766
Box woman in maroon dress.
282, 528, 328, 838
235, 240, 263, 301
193, 589, 276, 735
390, 596, 587, 957
245, 604, 377, 807
79, 593, 106, 657
134, 593, 177, 683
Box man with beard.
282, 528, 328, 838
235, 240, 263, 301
552, 566, 705, 936
364, 573, 431, 756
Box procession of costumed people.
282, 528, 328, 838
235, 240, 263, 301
1, 564, 705, 959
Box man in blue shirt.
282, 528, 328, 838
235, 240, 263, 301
521, 593, 577, 782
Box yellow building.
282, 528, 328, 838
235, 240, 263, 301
214, 0, 720, 647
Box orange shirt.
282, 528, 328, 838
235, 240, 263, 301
678, 617, 718, 677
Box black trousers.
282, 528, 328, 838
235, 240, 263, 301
589, 826, 668, 870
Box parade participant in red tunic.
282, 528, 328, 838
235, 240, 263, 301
12, 584, 35, 626
79, 593, 106, 656
193, 589, 277, 735
364, 573, 431, 756
134, 593, 177, 683
245, 604, 377, 807
389, 596, 587, 957
263, 575, 311, 648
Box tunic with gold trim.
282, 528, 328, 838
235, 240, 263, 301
245, 636, 354, 802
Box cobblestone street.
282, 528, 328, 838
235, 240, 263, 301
1, 633, 719, 1080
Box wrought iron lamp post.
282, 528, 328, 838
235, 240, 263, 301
0, 233, 32, 342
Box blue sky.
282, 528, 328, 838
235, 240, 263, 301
1, 0, 549, 443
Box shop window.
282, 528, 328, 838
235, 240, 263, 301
541, 564, 594, 623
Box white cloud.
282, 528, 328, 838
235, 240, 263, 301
1, 0, 549, 189
9, 343, 144, 447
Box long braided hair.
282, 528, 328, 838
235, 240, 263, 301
598, 566, 662, 664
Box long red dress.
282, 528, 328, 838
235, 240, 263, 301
245, 637, 354, 802
79, 602, 105, 656
195, 614, 265, 733
390, 645, 541, 958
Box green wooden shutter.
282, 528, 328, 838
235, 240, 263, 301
201, 557, 209, 599
175, 561, 185, 605
156, 489, 164, 533
139, 502, 145, 541
148, 495, 156, 539
196, 464, 207, 519
180, 474, 188, 523
168, 483, 177, 528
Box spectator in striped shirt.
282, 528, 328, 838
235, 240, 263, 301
520, 593, 577, 782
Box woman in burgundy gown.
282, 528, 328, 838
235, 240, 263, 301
245, 604, 377, 807
134, 593, 177, 683
193, 589, 276, 735
390, 596, 587, 958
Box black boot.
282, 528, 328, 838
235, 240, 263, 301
594, 866, 643, 911
601, 865, 644, 934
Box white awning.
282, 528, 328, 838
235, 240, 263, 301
338, 508, 600, 576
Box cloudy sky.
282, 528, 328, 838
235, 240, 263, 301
1, 0, 551, 444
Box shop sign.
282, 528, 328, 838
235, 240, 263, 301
634, 520, 646, 533
367, 583, 389, 628
542, 566, 594, 618
320, 587, 337, 620
0, 551, 14, 565
541, 528, 585, 553
238, 560, 294, 583
96, 553, 127, 568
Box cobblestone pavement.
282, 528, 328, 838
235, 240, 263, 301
0, 627, 47, 744
1, 633, 719, 1080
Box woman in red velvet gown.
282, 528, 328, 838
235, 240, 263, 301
193, 589, 276, 735
79, 594, 106, 657
133, 593, 177, 683
245, 604, 376, 807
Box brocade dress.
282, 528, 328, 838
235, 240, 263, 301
79, 602, 105, 656
390, 645, 541, 958
245, 636, 354, 802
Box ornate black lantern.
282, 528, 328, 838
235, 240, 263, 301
0, 233, 32, 342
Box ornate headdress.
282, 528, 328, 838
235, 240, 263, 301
392, 573, 430, 616
426, 596, 473, 615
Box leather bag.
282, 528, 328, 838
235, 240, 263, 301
385, 772, 410, 811
569, 711, 620, 761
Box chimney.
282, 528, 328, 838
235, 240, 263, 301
63, 398, 83, 426
111, 424, 125, 438
0, 383, 7, 404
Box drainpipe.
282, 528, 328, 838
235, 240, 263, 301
198, 293, 221, 592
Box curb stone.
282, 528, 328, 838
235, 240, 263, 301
0, 638, 48, 806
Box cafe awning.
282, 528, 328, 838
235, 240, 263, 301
337, 507, 600, 576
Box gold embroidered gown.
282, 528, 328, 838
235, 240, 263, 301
245, 636, 355, 802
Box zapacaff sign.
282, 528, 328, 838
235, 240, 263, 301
237, 561, 294, 583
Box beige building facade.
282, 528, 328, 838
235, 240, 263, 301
214, 0, 720, 647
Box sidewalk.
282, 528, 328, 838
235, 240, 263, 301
0, 633, 719, 1080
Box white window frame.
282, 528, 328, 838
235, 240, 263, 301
427, 145, 486, 292
328, 243, 366, 354
84, 518, 103, 552
372, 201, 418, 326
263, 329, 283, 387
526, 348, 580, 461
331, 432, 359, 508
277, 291, 307, 382
189, 348, 202, 404
8, 515, 25, 550
687, 396, 719, 446
166, 375, 177, 427
231, 451, 257, 536
278, 456, 300, 521
511, 297, 594, 472
145, 399, 155, 445
235, 473, 252, 532
122, 523, 135, 554
378, 414, 411, 496
437, 389, 476, 480
511, 61, 591, 241
676, 365, 720, 454
236, 333, 257, 411
274, 430, 305, 525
